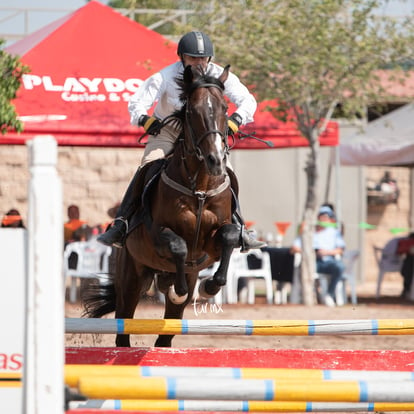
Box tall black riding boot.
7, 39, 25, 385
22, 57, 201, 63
97, 167, 142, 248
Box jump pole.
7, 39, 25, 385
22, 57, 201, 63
76, 376, 414, 402
68, 400, 414, 412
65, 317, 414, 335
65, 365, 414, 388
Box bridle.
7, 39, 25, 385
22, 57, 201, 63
183, 82, 229, 161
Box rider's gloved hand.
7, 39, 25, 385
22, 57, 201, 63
228, 113, 242, 136
139, 115, 162, 135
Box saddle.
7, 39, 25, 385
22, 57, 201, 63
127, 158, 167, 235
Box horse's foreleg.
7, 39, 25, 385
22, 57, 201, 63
154, 228, 188, 304
115, 249, 153, 347
199, 223, 239, 297
155, 274, 197, 347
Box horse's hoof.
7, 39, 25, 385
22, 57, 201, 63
198, 277, 216, 298
168, 286, 188, 304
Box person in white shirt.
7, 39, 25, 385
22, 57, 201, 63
98, 31, 265, 252
291, 206, 346, 307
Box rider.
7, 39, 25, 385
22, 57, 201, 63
98, 31, 265, 252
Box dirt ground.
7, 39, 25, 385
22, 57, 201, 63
65, 276, 414, 350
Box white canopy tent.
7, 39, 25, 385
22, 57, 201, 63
339, 103, 414, 167
339, 102, 414, 231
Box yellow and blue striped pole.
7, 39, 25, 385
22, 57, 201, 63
77, 376, 414, 402
65, 318, 414, 336
65, 364, 414, 388
69, 399, 414, 412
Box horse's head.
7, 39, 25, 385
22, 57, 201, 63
180, 64, 230, 176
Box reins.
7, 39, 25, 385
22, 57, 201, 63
163, 79, 230, 261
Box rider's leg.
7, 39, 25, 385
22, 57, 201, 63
227, 161, 266, 253
97, 167, 142, 248
232, 209, 267, 253
97, 131, 176, 248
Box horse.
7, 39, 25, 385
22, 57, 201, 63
83, 64, 241, 347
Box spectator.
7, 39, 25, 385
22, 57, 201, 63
1, 208, 25, 228
320, 201, 344, 235
377, 170, 400, 203
291, 205, 346, 307
64, 204, 88, 244
397, 232, 414, 299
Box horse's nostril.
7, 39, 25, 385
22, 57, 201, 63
207, 153, 220, 166
205, 153, 225, 176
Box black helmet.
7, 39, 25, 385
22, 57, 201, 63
177, 31, 214, 57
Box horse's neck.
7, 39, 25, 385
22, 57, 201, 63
168, 150, 224, 193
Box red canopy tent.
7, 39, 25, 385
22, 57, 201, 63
2, 1, 338, 149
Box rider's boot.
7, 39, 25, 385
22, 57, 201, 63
97, 167, 141, 248
233, 211, 267, 253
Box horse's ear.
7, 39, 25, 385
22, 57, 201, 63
183, 65, 194, 84
219, 65, 230, 84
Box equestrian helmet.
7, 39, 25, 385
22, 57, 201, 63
177, 31, 214, 57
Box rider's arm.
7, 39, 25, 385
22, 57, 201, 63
128, 72, 164, 127
223, 71, 257, 125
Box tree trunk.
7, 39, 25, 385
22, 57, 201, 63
300, 132, 320, 305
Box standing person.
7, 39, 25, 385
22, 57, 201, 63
98, 31, 265, 252
1, 208, 25, 228
291, 205, 346, 307
398, 232, 414, 299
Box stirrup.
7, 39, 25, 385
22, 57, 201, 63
112, 217, 128, 248
114, 217, 129, 233
97, 217, 128, 248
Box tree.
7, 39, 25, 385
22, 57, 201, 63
192, 0, 414, 304
108, 0, 194, 35
0, 39, 30, 134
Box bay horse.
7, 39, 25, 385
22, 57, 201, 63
83, 65, 240, 347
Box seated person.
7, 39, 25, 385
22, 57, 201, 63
1, 208, 25, 228
397, 233, 414, 299
291, 205, 346, 307
64, 204, 88, 245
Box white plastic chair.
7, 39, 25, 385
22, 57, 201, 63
341, 249, 360, 305
227, 250, 273, 304
63, 239, 112, 303
290, 251, 359, 305
373, 238, 405, 299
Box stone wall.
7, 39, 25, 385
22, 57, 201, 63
1, 144, 144, 227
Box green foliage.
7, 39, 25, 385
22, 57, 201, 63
108, 0, 193, 35
0, 39, 30, 134
187, 0, 414, 304
193, 0, 414, 138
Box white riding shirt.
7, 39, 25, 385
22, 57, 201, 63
128, 61, 257, 127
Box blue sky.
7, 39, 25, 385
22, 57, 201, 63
0, 1, 106, 45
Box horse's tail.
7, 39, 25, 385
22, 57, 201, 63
81, 271, 116, 319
